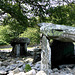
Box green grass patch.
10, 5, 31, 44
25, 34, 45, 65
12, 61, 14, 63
24, 64, 31, 72
0, 48, 12, 50
0, 47, 33, 50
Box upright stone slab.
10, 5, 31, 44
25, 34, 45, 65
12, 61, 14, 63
41, 35, 51, 75
16, 44, 20, 57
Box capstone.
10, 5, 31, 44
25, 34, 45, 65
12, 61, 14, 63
38, 23, 75, 42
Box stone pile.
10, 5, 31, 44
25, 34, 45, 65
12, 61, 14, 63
0, 50, 75, 75
0, 55, 41, 75
0, 50, 41, 75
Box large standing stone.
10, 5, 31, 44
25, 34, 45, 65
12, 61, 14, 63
41, 35, 51, 75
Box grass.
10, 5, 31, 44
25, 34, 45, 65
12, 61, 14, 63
0, 47, 33, 50
0, 48, 12, 50
73, 42, 75, 45
27, 47, 33, 49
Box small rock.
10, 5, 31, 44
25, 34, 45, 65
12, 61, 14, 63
59, 65, 67, 69
17, 62, 24, 67
31, 67, 38, 70
60, 71, 67, 75
72, 67, 75, 74
0, 61, 2, 66
21, 64, 25, 69
36, 71, 46, 75
13, 68, 20, 74
53, 68, 59, 72
1, 61, 10, 66
37, 68, 40, 71
51, 72, 59, 75
0, 55, 7, 59
35, 63, 40, 68
10, 60, 16, 64
0, 66, 6, 70
0, 70, 7, 75
48, 69, 53, 73
16, 60, 23, 63
66, 73, 73, 75
7, 71, 14, 75
25, 69, 36, 75
14, 72, 25, 75
18, 67, 24, 72
64, 67, 71, 73
6, 64, 17, 70
54, 72, 60, 75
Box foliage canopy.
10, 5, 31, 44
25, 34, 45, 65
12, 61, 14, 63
0, 0, 75, 45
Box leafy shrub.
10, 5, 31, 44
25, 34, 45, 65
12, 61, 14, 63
0, 25, 40, 46
0, 25, 11, 45
0, 40, 8, 45
47, 3, 75, 27
24, 64, 31, 72
20, 27, 40, 46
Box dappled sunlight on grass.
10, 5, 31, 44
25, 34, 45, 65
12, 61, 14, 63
0, 47, 12, 50
73, 42, 75, 45
0, 47, 33, 50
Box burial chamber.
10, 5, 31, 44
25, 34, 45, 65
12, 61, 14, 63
50, 40, 74, 69
10, 38, 30, 57
38, 23, 75, 75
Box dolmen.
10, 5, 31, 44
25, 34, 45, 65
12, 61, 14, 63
38, 23, 75, 75
10, 38, 30, 57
